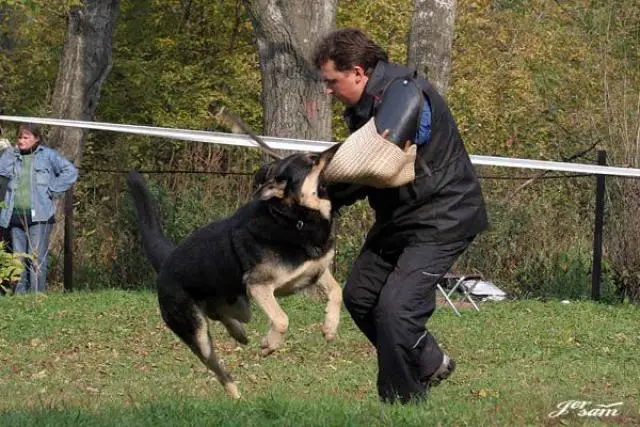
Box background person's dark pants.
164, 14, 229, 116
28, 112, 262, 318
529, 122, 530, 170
343, 237, 473, 403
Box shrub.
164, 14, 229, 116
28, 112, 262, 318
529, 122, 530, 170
0, 242, 26, 296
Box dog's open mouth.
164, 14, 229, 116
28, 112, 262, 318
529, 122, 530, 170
254, 151, 334, 218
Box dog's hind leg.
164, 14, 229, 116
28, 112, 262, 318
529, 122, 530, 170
212, 295, 252, 324
247, 284, 288, 356
317, 270, 342, 341
158, 284, 241, 399
217, 316, 248, 345
204, 296, 252, 345
190, 323, 241, 399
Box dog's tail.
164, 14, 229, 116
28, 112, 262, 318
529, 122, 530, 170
126, 171, 174, 272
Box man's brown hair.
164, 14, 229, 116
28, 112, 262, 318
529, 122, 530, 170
313, 28, 388, 73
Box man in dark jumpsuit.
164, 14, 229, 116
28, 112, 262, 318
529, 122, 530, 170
313, 28, 489, 403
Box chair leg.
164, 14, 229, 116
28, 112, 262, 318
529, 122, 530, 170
460, 278, 481, 312
437, 284, 461, 316
464, 290, 481, 311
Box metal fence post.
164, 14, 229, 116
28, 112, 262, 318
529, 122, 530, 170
591, 150, 606, 301
64, 188, 74, 291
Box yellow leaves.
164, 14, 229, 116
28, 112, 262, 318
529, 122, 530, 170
155, 37, 177, 49
31, 369, 47, 379
472, 387, 497, 398
449, 0, 620, 159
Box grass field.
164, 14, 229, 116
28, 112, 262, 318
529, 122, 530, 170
0, 290, 638, 426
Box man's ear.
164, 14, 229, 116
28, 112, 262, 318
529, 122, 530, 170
353, 65, 367, 81
257, 178, 287, 200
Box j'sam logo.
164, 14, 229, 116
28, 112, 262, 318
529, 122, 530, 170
548, 400, 624, 418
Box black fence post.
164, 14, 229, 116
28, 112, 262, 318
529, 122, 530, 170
591, 150, 606, 301
64, 188, 74, 292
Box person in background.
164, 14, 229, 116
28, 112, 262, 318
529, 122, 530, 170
0, 125, 12, 250
0, 123, 78, 294
313, 28, 489, 403
0, 126, 12, 152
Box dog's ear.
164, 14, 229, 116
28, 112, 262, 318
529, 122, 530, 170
320, 143, 341, 164
252, 161, 279, 192
256, 178, 287, 200
318, 143, 342, 174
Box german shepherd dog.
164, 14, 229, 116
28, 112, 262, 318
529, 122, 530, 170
126, 148, 342, 399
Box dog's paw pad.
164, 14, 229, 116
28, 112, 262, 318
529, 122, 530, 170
225, 382, 241, 399
323, 332, 337, 342
260, 346, 277, 357
259, 339, 282, 356
322, 325, 338, 341
259, 330, 285, 355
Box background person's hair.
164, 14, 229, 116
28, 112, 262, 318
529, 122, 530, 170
18, 123, 43, 144
313, 28, 388, 74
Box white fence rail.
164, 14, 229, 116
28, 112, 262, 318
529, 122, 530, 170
2, 115, 640, 178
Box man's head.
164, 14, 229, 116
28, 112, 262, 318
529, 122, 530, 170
313, 28, 388, 106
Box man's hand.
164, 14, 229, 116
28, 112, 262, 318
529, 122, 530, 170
381, 128, 414, 153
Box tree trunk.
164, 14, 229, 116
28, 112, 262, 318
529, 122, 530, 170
0, 5, 17, 109
407, 0, 456, 97
47, 0, 120, 269
48, 0, 120, 162
244, 0, 336, 149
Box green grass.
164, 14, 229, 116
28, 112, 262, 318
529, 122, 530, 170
0, 291, 638, 426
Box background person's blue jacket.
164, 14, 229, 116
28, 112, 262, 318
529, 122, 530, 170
0, 145, 78, 228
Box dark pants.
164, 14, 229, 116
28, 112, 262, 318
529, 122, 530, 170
343, 237, 473, 403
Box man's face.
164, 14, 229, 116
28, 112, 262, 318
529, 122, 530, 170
319, 60, 368, 106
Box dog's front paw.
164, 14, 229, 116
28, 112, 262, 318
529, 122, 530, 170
322, 314, 340, 342
260, 329, 285, 356
322, 324, 337, 342
224, 382, 241, 399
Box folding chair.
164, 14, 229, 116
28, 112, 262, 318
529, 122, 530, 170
435, 273, 482, 316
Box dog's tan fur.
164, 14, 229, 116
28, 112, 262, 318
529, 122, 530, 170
246, 249, 340, 354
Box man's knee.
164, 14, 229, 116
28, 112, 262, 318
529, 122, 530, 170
373, 297, 404, 324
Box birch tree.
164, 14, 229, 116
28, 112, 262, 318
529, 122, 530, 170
407, 0, 456, 96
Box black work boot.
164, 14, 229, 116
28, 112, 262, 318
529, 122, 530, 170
426, 353, 456, 387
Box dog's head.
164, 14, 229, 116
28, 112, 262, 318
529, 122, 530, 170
253, 147, 338, 219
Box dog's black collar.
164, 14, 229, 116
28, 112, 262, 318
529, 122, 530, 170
267, 201, 323, 229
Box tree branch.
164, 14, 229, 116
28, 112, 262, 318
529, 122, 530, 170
501, 139, 601, 204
